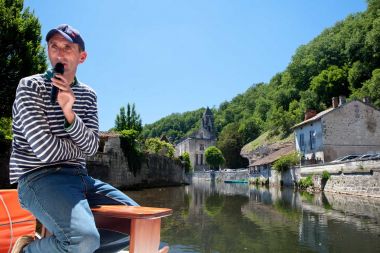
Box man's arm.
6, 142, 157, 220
53, 74, 99, 156
14, 78, 85, 163
64, 99, 99, 156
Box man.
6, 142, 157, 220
10, 24, 138, 253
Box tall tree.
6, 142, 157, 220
114, 103, 142, 132
0, 0, 47, 117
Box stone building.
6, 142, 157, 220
175, 107, 217, 171
293, 97, 380, 163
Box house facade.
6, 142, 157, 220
293, 97, 380, 164
175, 107, 217, 171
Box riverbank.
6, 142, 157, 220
192, 160, 380, 198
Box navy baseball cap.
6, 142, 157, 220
46, 24, 85, 51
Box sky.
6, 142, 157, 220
23, 0, 367, 131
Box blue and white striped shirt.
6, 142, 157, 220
9, 70, 99, 184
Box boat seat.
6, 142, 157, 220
0, 189, 172, 253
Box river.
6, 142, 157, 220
125, 179, 380, 253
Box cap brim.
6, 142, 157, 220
46, 29, 74, 43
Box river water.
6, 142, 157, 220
125, 179, 380, 253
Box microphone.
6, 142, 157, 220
50, 62, 64, 104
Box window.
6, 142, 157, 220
200, 144, 204, 151
309, 130, 316, 150
299, 133, 305, 151
200, 154, 203, 165
195, 154, 198, 165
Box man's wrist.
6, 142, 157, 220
64, 111, 75, 125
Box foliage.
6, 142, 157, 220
322, 170, 331, 180
204, 146, 225, 170
141, 108, 205, 143
119, 129, 143, 176
144, 138, 175, 158
114, 103, 142, 132
351, 69, 380, 107
0, 117, 12, 140
272, 152, 299, 172
298, 176, 313, 189
0, 0, 47, 117
216, 123, 248, 168
179, 151, 192, 173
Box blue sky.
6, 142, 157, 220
24, 0, 367, 131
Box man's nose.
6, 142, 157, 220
57, 48, 65, 58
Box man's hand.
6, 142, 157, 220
51, 74, 76, 124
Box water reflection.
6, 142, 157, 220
125, 180, 380, 253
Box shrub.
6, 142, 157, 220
272, 152, 299, 172
322, 170, 331, 180
204, 146, 225, 170
145, 138, 175, 158
119, 129, 142, 176
179, 151, 192, 173
299, 176, 313, 189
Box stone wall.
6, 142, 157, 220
247, 167, 300, 187
87, 135, 186, 189
193, 169, 249, 181
301, 159, 380, 198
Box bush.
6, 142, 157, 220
119, 129, 143, 176
272, 152, 299, 172
298, 176, 313, 189
322, 170, 331, 180
205, 146, 225, 170
145, 138, 175, 158
179, 152, 192, 173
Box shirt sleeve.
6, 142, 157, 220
64, 94, 99, 156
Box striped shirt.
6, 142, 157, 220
9, 70, 99, 184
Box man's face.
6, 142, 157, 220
47, 33, 87, 75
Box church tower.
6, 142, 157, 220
198, 107, 215, 139
175, 107, 217, 171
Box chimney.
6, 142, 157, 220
362, 97, 370, 104
338, 96, 346, 106
332, 97, 339, 108
304, 109, 317, 121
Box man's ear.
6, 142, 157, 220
79, 51, 87, 64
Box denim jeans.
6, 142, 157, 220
17, 166, 139, 253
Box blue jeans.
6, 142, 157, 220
17, 166, 139, 253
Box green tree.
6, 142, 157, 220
0, 0, 47, 117
145, 138, 175, 158
217, 123, 248, 168
119, 129, 142, 176
0, 117, 12, 140
352, 68, 380, 107
204, 146, 225, 170
114, 103, 142, 132
180, 151, 192, 173
309, 65, 349, 106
